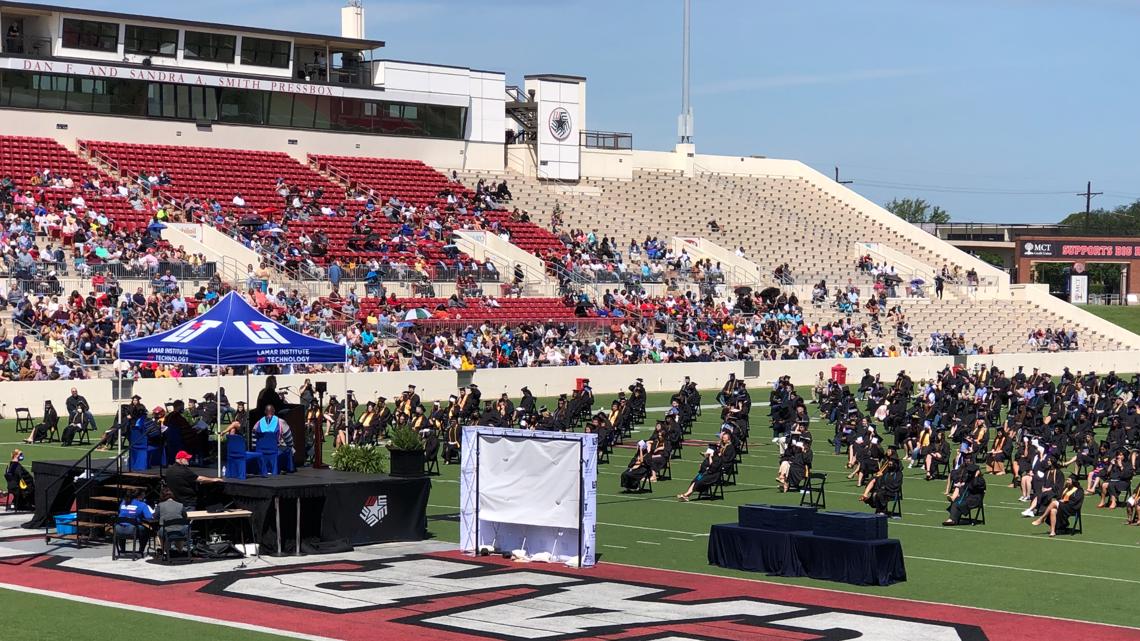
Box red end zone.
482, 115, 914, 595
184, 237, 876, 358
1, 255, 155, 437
0, 547, 1134, 641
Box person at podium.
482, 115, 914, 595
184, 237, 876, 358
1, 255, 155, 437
256, 375, 284, 420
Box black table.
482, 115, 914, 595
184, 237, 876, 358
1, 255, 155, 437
708, 523, 906, 586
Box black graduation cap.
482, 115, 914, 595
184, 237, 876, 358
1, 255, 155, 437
469, 383, 478, 388
131, 394, 142, 400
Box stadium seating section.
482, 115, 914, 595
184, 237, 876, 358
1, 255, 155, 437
310, 154, 564, 254
0, 136, 149, 231
327, 296, 582, 322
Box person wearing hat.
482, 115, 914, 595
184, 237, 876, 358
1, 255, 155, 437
621, 440, 651, 492
1032, 474, 1084, 536
460, 383, 481, 420
166, 449, 222, 510
517, 386, 536, 421
225, 401, 250, 436
943, 463, 986, 526
4, 449, 33, 511
95, 394, 144, 450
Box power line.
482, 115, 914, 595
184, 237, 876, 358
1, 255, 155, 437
854, 179, 1072, 196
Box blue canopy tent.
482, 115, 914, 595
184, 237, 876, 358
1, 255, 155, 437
117, 292, 348, 474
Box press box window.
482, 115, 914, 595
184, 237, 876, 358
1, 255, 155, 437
124, 25, 178, 57
241, 37, 291, 69
61, 19, 119, 53
183, 31, 236, 63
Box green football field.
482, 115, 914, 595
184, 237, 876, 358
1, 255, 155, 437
2, 385, 1138, 639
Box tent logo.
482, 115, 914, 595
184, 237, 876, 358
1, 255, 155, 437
162, 320, 222, 343
233, 321, 290, 345
360, 495, 387, 526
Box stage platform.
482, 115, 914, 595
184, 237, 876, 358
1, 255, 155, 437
29, 460, 431, 554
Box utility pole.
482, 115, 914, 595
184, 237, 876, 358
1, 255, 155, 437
1077, 181, 1102, 230
677, 0, 693, 144
834, 166, 853, 186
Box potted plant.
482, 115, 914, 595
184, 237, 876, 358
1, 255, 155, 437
330, 443, 388, 475
387, 424, 426, 477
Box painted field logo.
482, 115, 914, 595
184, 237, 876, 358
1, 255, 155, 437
162, 319, 222, 343
360, 495, 388, 526
233, 321, 290, 345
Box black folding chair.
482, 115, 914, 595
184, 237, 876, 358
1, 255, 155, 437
158, 517, 191, 564
111, 517, 148, 561
800, 472, 827, 509
964, 502, 986, 526
14, 408, 33, 433
887, 489, 903, 519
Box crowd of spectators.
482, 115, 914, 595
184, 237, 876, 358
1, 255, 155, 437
177, 172, 531, 284
542, 230, 726, 291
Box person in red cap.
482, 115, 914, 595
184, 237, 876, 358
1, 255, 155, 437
165, 449, 222, 510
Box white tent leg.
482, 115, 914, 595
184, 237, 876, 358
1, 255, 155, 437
216, 372, 223, 477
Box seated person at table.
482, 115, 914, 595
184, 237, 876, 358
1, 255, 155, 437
4, 449, 33, 511
676, 431, 736, 501
943, 464, 986, 526
620, 440, 651, 491
1032, 474, 1083, 536
861, 456, 903, 515
156, 488, 190, 552
166, 450, 223, 510
115, 488, 154, 554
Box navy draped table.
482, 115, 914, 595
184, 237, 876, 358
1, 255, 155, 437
707, 505, 906, 586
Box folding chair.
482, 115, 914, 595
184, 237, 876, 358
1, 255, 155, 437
111, 517, 147, 561
800, 472, 827, 509
698, 476, 725, 500
887, 489, 903, 519
1064, 509, 1083, 535
658, 458, 672, 482
931, 457, 950, 480
964, 502, 986, 526
424, 451, 440, 475
638, 473, 653, 493
158, 517, 191, 564
14, 408, 33, 433
721, 459, 738, 486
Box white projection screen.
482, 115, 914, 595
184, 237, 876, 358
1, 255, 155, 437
477, 436, 581, 528
460, 427, 597, 567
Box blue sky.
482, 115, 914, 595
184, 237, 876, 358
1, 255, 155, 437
33, 0, 1140, 223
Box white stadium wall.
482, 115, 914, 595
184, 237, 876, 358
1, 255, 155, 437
16, 351, 1140, 416
0, 108, 504, 171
